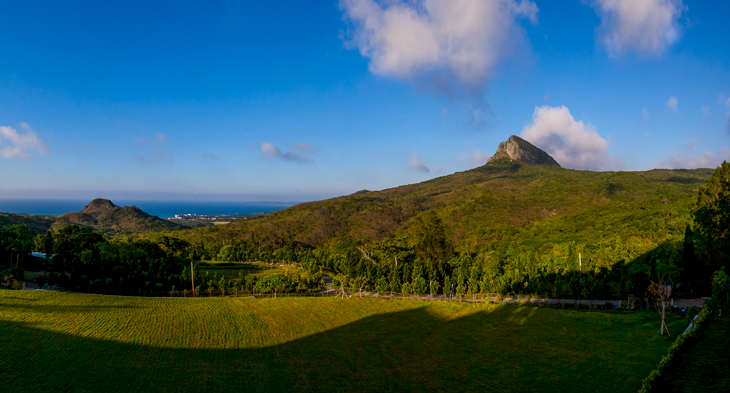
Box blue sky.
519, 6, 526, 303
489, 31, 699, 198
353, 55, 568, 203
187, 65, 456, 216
1, 0, 729, 201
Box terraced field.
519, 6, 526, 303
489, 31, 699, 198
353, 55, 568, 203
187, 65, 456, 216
0, 290, 684, 392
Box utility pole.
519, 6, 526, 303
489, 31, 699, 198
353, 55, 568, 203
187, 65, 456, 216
191, 261, 195, 293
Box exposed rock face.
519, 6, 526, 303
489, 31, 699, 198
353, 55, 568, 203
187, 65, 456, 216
486, 135, 561, 167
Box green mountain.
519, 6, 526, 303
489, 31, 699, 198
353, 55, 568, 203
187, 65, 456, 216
177, 136, 712, 254
54, 199, 188, 234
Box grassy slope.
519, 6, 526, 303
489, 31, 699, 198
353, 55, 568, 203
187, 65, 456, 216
177, 160, 712, 251
0, 290, 685, 392
197, 260, 300, 279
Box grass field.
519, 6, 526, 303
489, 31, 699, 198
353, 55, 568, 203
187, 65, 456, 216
0, 290, 685, 392
197, 260, 299, 280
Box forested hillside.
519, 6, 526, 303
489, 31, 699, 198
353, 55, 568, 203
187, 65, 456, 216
177, 158, 712, 255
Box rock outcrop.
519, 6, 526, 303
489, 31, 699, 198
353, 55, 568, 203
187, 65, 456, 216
486, 135, 560, 167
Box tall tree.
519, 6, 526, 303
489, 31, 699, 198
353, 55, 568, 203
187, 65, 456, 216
412, 211, 454, 269
693, 161, 730, 271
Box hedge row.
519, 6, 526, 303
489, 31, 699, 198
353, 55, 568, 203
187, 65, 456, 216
638, 306, 713, 393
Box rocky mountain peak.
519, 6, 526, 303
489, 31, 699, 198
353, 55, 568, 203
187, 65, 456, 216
486, 135, 561, 167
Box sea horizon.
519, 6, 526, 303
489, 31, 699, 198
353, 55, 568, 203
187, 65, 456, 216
0, 199, 297, 219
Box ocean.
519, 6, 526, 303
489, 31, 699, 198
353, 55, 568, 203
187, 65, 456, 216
0, 199, 294, 219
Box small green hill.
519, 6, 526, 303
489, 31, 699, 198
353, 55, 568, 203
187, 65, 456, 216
54, 198, 187, 235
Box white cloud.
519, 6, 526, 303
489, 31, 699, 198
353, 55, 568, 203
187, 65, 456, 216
0, 123, 51, 159
726, 97, 730, 107
261, 142, 313, 164
156, 133, 167, 143
520, 105, 617, 171
459, 150, 489, 167
407, 154, 430, 173
135, 152, 171, 163
701, 106, 711, 116
685, 139, 696, 151
642, 108, 650, 120
657, 148, 730, 169
291, 142, 318, 152
590, 0, 685, 56
667, 96, 678, 111
339, 0, 538, 97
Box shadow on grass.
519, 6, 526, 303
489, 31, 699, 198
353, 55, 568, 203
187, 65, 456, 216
0, 303, 682, 393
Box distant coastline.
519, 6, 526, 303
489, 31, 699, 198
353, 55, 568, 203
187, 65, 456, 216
0, 199, 297, 219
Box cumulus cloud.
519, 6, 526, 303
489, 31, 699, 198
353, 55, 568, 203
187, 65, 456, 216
590, 0, 685, 56
339, 0, 538, 98
458, 150, 489, 167
0, 123, 51, 159
407, 154, 431, 173
520, 105, 618, 171
667, 96, 678, 111
261, 142, 313, 164
657, 148, 730, 169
